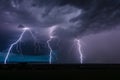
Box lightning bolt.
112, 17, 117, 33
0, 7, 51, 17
4, 28, 29, 64
47, 37, 53, 64
74, 39, 83, 64
14, 29, 40, 56
4, 27, 41, 64
47, 25, 57, 64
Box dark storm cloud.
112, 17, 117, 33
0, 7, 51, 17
70, 0, 120, 37
28, 0, 120, 39
0, 0, 82, 37
0, 0, 81, 28
1, 0, 120, 44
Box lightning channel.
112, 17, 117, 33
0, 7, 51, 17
74, 39, 83, 64
47, 25, 57, 64
47, 38, 53, 64
4, 27, 41, 64
4, 28, 27, 64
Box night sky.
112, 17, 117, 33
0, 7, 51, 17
0, 0, 120, 63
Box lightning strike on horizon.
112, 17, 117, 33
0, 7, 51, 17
47, 38, 53, 64
47, 25, 58, 64
74, 39, 83, 64
4, 27, 41, 64
4, 27, 40, 64
15, 31, 34, 56
4, 27, 29, 64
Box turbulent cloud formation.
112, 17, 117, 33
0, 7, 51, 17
71, 0, 120, 37
0, 0, 120, 41
0, 0, 81, 38
54, 0, 120, 38
1, 0, 120, 39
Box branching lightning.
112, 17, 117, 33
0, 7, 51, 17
4, 27, 40, 64
74, 39, 83, 64
4, 27, 29, 64
47, 25, 57, 64
4, 24, 83, 64
47, 37, 53, 64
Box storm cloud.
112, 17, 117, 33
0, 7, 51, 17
53, 0, 120, 38
1, 0, 120, 39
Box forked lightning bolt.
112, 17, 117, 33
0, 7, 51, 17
75, 39, 83, 64
4, 28, 29, 64
47, 37, 53, 64
47, 25, 57, 64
